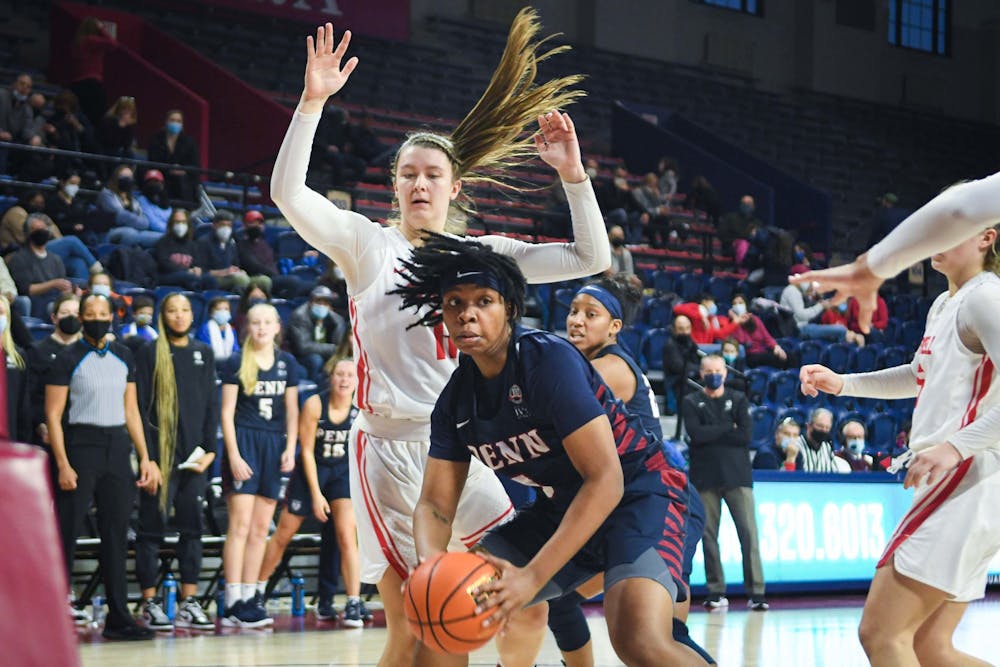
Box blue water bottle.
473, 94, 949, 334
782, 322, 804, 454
91, 595, 106, 629
162, 572, 178, 620
216, 576, 226, 619
290, 571, 306, 617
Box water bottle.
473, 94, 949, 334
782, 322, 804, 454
91, 595, 106, 629
290, 571, 305, 617
216, 576, 226, 619
162, 572, 178, 620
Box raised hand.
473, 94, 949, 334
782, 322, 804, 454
303, 23, 359, 105
789, 253, 883, 334
534, 111, 586, 183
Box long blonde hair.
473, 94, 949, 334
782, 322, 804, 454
0, 295, 24, 369
390, 8, 584, 234
238, 303, 281, 396
151, 293, 188, 510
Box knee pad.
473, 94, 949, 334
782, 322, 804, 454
546, 592, 591, 653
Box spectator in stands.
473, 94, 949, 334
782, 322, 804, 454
674, 292, 742, 344
662, 314, 702, 415
27, 292, 80, 447
315, 260, 348, 316
196, 296, 240, 362
153, 208, 216, 291
780, 281, 865, 346
834, 419, 875, 472
48, 90, 96, 169
0, 189, 47, 247
682, 354, 767, 610
657, 156, 679, 205
719, 195, 763, 268
0, 254, 23, 317
287, 285, 348, 383
752, 417, 804, 471
867, 192, 908, 248
313, 104, 366, 186
198, 210, 251, 292
7, 214, 74, 310
46, 172, 89, 240
135, 293, 219, 632
233, 277, 271, 337
46, 292, 160, 641
797, 408, 842, 473
1, 294, 30, 442
97, 164, 163, 247
686, 175, 722, 224
69, 17, 114, 129
134, 169, 172, 235
597, 166, 644, 244
349, 111, 391, 167
147, 110, 201, 203
118, 295, 158, 345
98, 96, 137, 161
720, 337, 748, 393
789, 241, 815, 276
87, 271, 129, 326
846, 295, 889, 343
632, 172, 675, 248
728, 293, 794, 369
604, 223, 633, 274
540, 174, 572, 238
0, 73, 39, 174
235, 209, 310, 299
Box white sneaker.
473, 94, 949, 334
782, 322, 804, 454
702, 595, 729, 610
140, 598, 174, 631
69, 601, 92, 626
175, 597, 214, 630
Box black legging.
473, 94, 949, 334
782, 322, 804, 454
55, 425, 135, 630
135, 469, 208, 590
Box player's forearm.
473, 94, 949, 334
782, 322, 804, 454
839, 364, 919, 399
413, 500, 455, 560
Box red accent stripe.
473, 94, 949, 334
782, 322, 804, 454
460, 503, 515, 547
349, 298, 372, 411
961, 358, 993, 428
354, 430, 408, 580
877, 457, 973, 568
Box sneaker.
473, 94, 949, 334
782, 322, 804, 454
102, 623, 156, 641
221, 599, 271, 629
703, 595, 729, 610
315, 597, 337, 622
176, 597, 215, 630
140, 598, 174, 631
342, 598, 364, 628
69, 601, 92, 627
251, 592, 274, 627
359, 599, 374, 622
748, 598, 770, 611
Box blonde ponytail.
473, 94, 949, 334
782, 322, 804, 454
151, 293, 184, 511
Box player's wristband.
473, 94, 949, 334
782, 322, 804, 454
783, 461, 796, 471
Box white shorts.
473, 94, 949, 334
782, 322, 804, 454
348, 425, 515, 584
880, 450, 1000, 602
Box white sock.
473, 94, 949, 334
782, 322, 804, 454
257, 581, 267, 596
348, 595, 360, 604
241, 583, 257, 601
225, 583, 242, 608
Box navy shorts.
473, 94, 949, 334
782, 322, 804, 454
284, 460, 350, 516
682, 481, 706, 583
222, 427, 285, 500
481, 468, 687, 604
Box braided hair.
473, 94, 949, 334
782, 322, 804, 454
389, 233, 526, 330
588, 274, 643, 325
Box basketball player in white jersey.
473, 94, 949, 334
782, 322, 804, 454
799, 218, 1000, 666
271, 12, 609, 666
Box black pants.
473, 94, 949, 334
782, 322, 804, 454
135, 468, 208, 590
318, 517, 341, 599
55, 425, 135, 630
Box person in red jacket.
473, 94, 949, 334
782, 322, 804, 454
673, 292, 743, 344
847, 295, 889, 342
728, 294, 796, 369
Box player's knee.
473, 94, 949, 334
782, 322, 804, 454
548, 594, 591, 653
913, 630, 952, 663
608, 632, 668, 667
858, 621, 906, 656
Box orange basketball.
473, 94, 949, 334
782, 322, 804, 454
403, 551, 502, 654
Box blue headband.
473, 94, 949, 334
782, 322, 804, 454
441, 268, 507, 297
576, 284, 623, 321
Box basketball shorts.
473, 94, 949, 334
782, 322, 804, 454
349, 425, 515, 584
284, 460, 350, 517
481, 468, 688, 604
221, 427, 284, 500
880, 450, 1000, 602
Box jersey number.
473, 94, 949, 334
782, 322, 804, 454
258, 398, 273, 421
433, 323, 459, 360
322, 443, 346, 459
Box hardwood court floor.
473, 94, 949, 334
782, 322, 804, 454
79, 593, 1000, 666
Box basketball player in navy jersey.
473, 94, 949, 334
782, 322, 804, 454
394, 235, 703, 666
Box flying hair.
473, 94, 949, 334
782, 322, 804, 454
388, 232, 526, 330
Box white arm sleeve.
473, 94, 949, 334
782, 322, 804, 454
947, 281, 1000, 456
479, 178, 611, 283
839, 363, 920, 400
270, 110, 384, 290
867, 171, 1000, 279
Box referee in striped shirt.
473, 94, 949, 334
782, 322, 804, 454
46, 293, 161, 641
798, 408, 842, 473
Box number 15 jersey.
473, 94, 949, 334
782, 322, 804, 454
221, 350, 301, 432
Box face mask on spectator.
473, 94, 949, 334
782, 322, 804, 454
847, 438, 865, 456
779, 437, 794, 452
740, 203, 754, 216
63, 183, 80, 199
811, 428, 831, 443
246, 226, 263, 240
28, 228, 50, 246
794, 251, 806, 262
91, 284, 111, 298
610, 237, 625, 248
211, 309, 231, 326
673, 332, 690, 343
732, 303, 747, 316
703, 372, 724, 390
215, 226, 232, 243
166, 121, 183, 135
723, 352, 737, 365
83, 319, 111, 340
585, 166, 598, 180
26, 202, 44, 214
311, 303, 330, 320
705, 303, 718, 317
173, 223, 188, 238
135, 313, 153, 327
12, 91, 26, 103
57, 315, 82, 335
143, 182, 164, 198
118, 176, 134, 192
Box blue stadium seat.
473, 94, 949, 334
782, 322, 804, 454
550, 287, 576, 331
28, 322, 54, 341
820, 342, 853, 374
744, 368, 770, 404
277, 231, 310, 259
776, 405, 807, 428
900, 320, 924, 352
878, 345, 909, 368
651, 270, 677, 295
767, 370, 799, 407
890, 295, 917, 321
827, 393, 858, 413
676, 272, 704, 302
881, 318, 901, 345
182, 291, 208, 327
887, 397, 916, 425
643, 328, 670, 375
835, 410, 867, 434
750, 405, 777, 449
798, 339, 824, 366
271, 298, 295, 324
866, 412, 898, 451
707, 276, 735, 304
617, 325, 647, 364
643, 296, 675, 329
851, 344, 880, 373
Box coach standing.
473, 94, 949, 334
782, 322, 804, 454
46, 293, 161, 641
682, 353, 767, 611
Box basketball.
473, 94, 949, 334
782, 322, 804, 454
402, 551, 502, 654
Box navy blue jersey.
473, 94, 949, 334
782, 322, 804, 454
312, 390, 356, 467
220, 350, 300, 432
594, 343, 688, 471
430, 327, 685, 512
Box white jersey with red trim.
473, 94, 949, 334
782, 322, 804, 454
910, 271, 1000, 452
